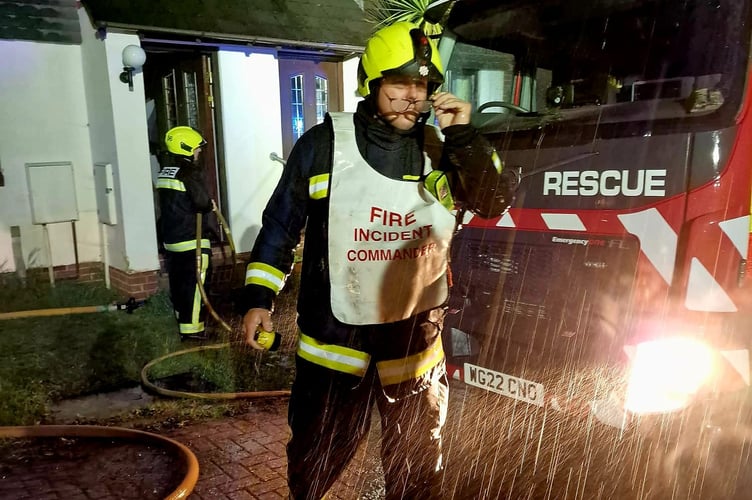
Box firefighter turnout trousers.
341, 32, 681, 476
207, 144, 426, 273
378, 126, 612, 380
286, 354, 449, 500
165, 244, 212, 336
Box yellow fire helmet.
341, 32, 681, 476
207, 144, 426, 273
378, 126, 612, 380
357, 21, 444, 98
164, 126, 207, 156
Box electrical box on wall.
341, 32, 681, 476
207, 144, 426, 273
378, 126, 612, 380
26, 161, 79, 224
93, 162, 118, 225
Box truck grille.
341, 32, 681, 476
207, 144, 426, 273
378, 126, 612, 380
447, 228, 639, 372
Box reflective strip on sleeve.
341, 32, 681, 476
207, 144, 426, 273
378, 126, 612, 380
164, 238, 211, 253
245, 262, 286, 293
156, 178, 186, 191
297, 332, 371, 377
309, 173, 330, 200
376, 337, 445, 386
402, 174, 421, 181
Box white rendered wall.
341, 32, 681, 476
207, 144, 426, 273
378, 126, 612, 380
79, 9, 159, 272
217, 48, 285, 253
342, 55, 362, 112
0, 39, 98, 273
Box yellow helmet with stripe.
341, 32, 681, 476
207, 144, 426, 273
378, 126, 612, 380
164, 126, 207, 157
357, 22, 444, 98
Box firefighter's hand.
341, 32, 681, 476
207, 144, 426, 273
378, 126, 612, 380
432, 92, 472, 129
242, 308, 274, 350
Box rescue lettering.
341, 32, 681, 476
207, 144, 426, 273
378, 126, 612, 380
543, 169, 666, 197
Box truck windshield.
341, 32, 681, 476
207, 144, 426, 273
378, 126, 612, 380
439, 0, 750, 133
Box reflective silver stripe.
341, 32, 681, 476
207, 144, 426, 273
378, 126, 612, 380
297, 332, 371, 377
164, 238, 211, 252
376, 337, 444, 386
245, 262, 286, 293
309, 173, 329, 200
156, 178, 186, 191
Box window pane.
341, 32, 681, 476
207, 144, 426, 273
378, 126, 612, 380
315, 76, 328, 124
162, 70, 178, 129
290, 75, 304, 142
182, 70, 199, 129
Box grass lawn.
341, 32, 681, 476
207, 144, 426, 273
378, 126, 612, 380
0, 278, 295, 427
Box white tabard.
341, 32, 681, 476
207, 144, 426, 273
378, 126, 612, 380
327, 112, 456, 325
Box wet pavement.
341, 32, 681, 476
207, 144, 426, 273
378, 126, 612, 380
163, 398, 385, 500
7, 377, 752, 499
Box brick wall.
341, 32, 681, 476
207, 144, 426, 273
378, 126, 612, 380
0, 248, 250, 301
109, 267, 160, 301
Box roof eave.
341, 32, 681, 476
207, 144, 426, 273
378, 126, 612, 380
100, 21, 365, 58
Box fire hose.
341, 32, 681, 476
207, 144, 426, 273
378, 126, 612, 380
0, 204, 288, 500
0, 297, 146, 321
139, 202, 291, 400
0, 424, 199, 500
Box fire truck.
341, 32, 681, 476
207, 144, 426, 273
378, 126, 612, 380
428, 0, 752, 431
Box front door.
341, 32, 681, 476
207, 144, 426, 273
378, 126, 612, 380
144, 49, 221, 205
278, 58, 343, 159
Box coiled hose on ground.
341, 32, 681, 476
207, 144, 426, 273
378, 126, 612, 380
139, 204, 292, 400
1, 204, 289, 500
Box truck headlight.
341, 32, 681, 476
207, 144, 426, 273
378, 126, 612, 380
624, 337, 717, 414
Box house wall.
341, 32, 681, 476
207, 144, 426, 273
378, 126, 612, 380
78, 11, 159, 274
0, 7, 363, 293
216, 48, 285, 254
342, 56, 362, 112
217, 51, 361, 254
0, 39, 98, 274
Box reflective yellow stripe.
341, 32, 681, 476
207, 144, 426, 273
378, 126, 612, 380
297, 332, 371, 377
491, 150, 503, 174
164, 239, 211, 252
180, 321, 205, 334
376, 337, 444, 386
156, 178, 186, 191
424, 169, 454, 210
245, 262, 286, 293
309, 173, 329, 200
191, 253, 209, 326
403, 174, 421, 181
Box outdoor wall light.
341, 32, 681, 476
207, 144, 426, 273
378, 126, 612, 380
119, 44, 147, 91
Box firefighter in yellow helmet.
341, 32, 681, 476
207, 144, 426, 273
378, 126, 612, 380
237, 22, 515, 499
156, 126, 214, 340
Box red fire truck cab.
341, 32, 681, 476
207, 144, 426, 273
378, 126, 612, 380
430, 0, 752, 429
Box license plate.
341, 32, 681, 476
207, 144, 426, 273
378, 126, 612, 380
463, 363, 545, 407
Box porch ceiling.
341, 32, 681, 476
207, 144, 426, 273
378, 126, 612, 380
81, 0, 374, 56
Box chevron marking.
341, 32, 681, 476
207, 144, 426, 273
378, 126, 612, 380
719, 215, 750, 257
685, 258, 737, 312
496, 212, 516, 228
618, 208, 677, 284
541, 213, 586, 231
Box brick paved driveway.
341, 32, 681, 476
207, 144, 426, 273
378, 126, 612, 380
165, 398, 384, 500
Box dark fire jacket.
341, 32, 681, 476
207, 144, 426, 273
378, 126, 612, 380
236, 98, 515, 359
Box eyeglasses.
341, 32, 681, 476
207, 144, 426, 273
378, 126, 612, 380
385, 96, 433, 113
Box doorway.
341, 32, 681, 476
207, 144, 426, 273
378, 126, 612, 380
142, 47, 223, 246
278, 58, 343, 159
